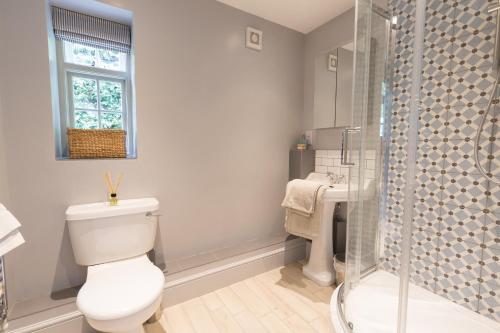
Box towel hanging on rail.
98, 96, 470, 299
0, 204, 25, 257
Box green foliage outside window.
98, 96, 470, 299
73, 77, 97, 109
98, 49, 120, 67
101, 112, 123, 129
100, 81, 122, 111
75, 111, 98, 129
72, 77, 124, 129
66, 42, 126, 71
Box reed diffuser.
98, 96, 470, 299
104, 171, 123, 206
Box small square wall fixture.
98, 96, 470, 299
246, 27, 262, 51
328, 54, 337, 72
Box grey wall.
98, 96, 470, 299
0, 0, 305, 304
0, 11, 12, 322
303, 8, 355, 149
0, 95, 9, 206
0, 7, 9, 206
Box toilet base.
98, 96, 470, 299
116, 326, 146, 333
86, 297, 162, 333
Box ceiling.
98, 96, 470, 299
216, 0, 355, 34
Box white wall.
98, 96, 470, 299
0, 0, 304, 304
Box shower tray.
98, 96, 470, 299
330, 270, 500, 333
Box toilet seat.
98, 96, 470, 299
77, 254, 165, 322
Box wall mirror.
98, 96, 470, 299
313, 41, 353, 129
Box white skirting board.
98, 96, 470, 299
6, 238, 306, 333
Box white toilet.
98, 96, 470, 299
66, 198, 164, 333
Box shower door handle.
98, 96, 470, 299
341, 127, 361, 166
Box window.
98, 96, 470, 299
59, 41, 130, 131
50, 6, 134, 159
64, 42, 127, 71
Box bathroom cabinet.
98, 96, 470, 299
335, 48, 353, 128
313, 43, 353, 129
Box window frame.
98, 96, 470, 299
56, 40, 135, 158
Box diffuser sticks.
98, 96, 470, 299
104, 172, 123, 206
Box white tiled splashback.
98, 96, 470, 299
315, 150, 377, 179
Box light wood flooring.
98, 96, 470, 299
145, 261, 336, 333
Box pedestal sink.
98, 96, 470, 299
305, 173, 373, 202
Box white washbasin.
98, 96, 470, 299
305, 173, 350, 201
325, 181, 375, 202
324, 184, 349, 201
304, 173, 374, 202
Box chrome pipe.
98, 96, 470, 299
490, 1, 500, 71
473, 0, 500, 185
0, 257, 7, 330
473, 72, 500, 186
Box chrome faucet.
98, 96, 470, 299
326, 172, 335, 185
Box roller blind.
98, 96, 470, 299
51, 6, 131, 53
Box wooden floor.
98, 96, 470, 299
145, 261, 336, 333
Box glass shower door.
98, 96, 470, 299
342, 0, 397, 331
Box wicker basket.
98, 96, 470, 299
67, 128, 127, 159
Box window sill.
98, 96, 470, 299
56, 155, 137, 161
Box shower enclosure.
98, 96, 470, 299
333, 0, 500, 332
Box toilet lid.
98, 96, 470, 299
77, 255, 165, 321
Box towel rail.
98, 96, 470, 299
0, 256, 7, 330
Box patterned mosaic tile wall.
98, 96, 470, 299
381, 0, 499, 322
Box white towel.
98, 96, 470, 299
0, 230, 24, 257
281, 179, 325, 216
284, 187, 328, 239
0, 204, 25, 256
0, 206, 22, 240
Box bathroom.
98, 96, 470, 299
0, 0, 498, 332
